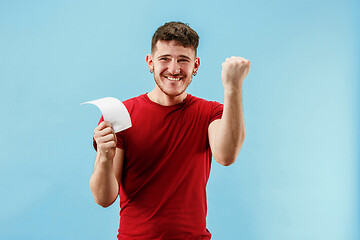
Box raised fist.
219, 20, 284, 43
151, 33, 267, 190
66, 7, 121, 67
94, 121, 117, 161
221, 56, 250, 90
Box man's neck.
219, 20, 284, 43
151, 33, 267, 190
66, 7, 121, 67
147, 89, 187, 106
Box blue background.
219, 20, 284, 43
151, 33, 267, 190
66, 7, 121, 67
0, 0, 359, 239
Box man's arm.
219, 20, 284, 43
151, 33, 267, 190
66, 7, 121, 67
208, 57, 250, 166
89, 121, 124, 207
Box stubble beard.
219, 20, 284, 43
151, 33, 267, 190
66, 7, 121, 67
153, 71, 193, 97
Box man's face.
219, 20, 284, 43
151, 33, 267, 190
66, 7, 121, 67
146, 40, 200, 97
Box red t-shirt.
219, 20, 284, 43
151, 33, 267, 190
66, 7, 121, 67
94, 94, 223, 239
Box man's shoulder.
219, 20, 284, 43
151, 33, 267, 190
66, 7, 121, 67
122, 93, 148, 106
187, 94, 223, 106
123, 93, 146, 103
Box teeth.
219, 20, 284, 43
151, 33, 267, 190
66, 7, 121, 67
167, 77, 181, 81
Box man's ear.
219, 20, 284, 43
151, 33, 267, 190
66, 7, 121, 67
194, 57, 200, 72
146, 54, 154, 72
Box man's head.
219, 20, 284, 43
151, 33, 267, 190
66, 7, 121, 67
146, 21, 200, 99
151, 21, 199, 56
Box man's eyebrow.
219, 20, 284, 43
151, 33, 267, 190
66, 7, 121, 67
157, 54, 171, 58
158, 54, 192, 60
178, 55, 192, 60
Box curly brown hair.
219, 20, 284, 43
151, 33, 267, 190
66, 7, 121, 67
151, 21, 199, 55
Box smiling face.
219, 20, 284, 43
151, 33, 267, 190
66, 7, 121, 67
146, 40, 200, 102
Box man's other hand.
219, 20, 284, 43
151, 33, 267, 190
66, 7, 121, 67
94, 121, 117, 162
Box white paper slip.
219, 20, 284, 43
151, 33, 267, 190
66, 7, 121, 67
82, 97, 132, 133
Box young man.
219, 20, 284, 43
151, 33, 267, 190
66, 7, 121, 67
90, 21, 250, 239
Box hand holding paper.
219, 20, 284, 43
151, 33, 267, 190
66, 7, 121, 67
93, 121, 117, 160
82, 97, 132, 133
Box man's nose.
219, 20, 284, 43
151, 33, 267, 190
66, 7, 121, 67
168, 60, 181, 75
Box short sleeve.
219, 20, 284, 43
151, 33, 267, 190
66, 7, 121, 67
116, 131, 125, 150
209, 101, 223, 123
92, 115, 126, 151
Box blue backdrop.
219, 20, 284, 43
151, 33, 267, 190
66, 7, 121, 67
0, 0, 359, 239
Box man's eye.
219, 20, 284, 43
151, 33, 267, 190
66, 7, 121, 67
160, 58, 168, 61
179, 59, 189, 62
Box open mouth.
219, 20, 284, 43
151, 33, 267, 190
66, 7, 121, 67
165, 76, 182, 81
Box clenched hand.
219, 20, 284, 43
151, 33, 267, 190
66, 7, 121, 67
221, 56, 250, 91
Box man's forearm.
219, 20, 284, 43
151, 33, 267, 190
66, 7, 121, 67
89, 152, 119, 207
214, 88, 245, 165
